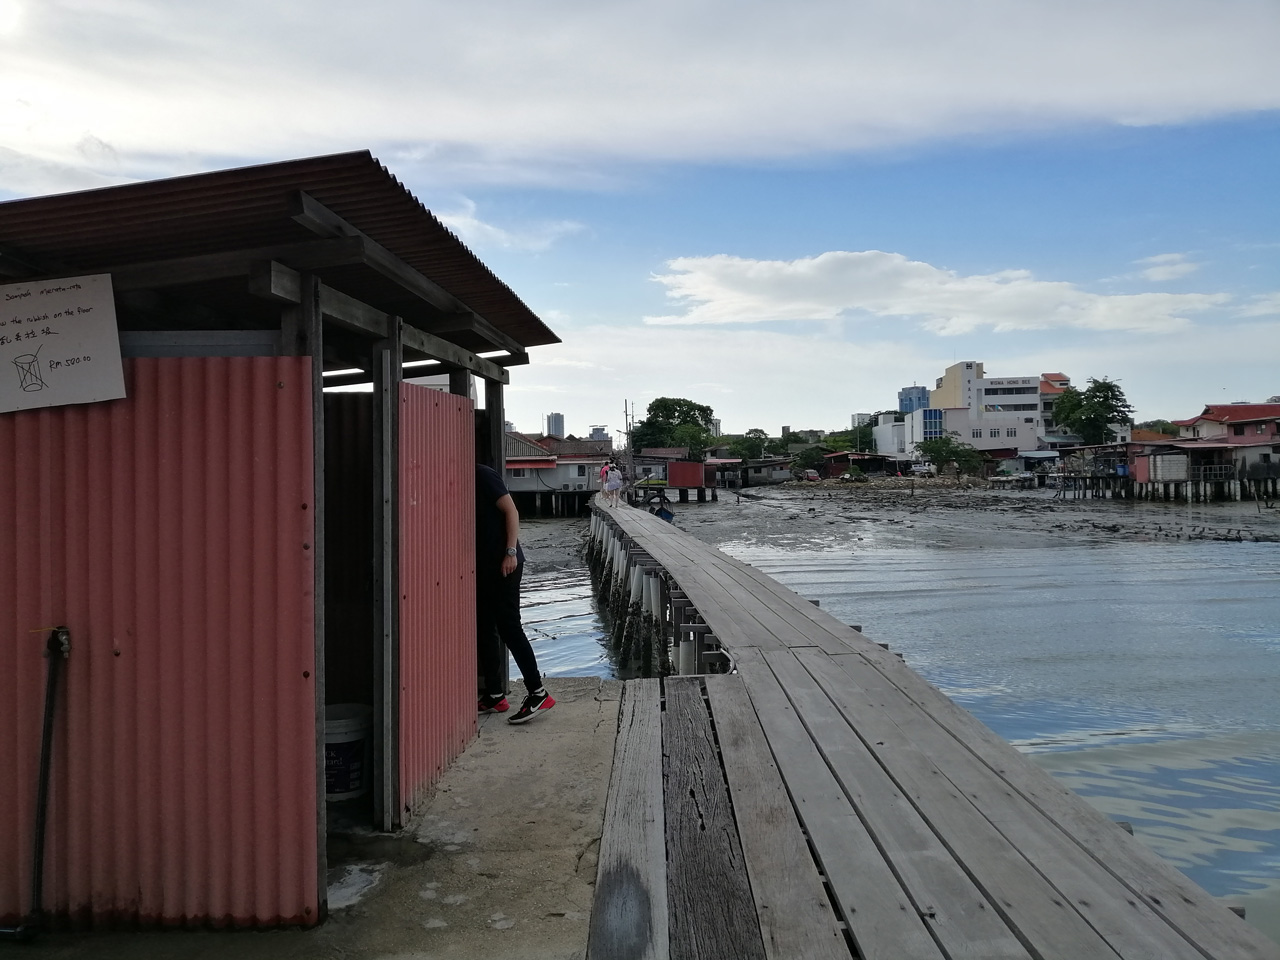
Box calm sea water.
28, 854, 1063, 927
518, 521, 1280, 941
521, 566, 615, 680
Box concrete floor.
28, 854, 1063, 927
32, 677, 622, 960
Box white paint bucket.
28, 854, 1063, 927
324, 704, 372, 801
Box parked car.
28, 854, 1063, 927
801, 469, 821, 481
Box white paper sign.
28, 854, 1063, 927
0, 273, 126, 414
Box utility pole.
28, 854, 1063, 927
624, 400, 636, 503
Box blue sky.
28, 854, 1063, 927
2, 0, 1278, 437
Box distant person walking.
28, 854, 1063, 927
604, 463, 623, 507
475, 463, 555, 724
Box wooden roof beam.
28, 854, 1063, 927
0, 244, 79, 280
109, 237, 366, 290
290, 191, 529, 360
250, 260, 508, 384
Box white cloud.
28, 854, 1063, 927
1134, 252, 1200, 282
433, 197, 583, 252
1239, 292, 1280, 317
2, 0, 1279, 191
505, 315, 1280, 435
507, 325, 927, 435
646, 251, 1229, 334
0, 0, 22, 35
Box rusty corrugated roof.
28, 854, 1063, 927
1191, 403, 1280, 424
0, 151, 558, 353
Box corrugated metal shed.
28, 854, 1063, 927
397, 385, 477, 815
1, 358, 317, 927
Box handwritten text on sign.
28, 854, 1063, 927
0, 274, 126, 414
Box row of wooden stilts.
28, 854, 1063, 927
585, 509, 727, 678
1056, 475, 1280, 502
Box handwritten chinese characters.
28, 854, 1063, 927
0, 274, 126, 414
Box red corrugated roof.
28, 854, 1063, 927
1131, 429, 1178, 443
1168, 435, 1278, 449
1189, 404, 1280, 424
0, 151, 558, 354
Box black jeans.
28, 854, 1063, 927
477, 562, 542, 696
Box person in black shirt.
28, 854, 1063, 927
475, 464, 555, 724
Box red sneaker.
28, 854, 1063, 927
508, 690, 555, 724
478, 693, 509, 714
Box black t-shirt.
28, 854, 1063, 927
475, 464, 524, 570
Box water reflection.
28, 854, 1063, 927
520, 566, 614, 679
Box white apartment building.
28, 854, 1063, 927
876, 362, 1071, 460
873, 407, 1038, 459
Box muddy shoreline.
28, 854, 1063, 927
665, 478, 1280, 552
521, 477, 1280, 573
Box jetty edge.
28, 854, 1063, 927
584, 498, 1279, 960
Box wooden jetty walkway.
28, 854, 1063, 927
585, 501, 1279, 960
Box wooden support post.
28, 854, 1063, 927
372, 315, 403, 831
301, 274, 328, 916
484, 378, 505, 470
671, 599, 690, 675
449, 370, 470, 397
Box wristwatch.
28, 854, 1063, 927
505, 547, 518, 557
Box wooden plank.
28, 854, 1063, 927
764, 649, 1070, 959
589, 679, 668, 960
817, 650, 1280, 960
599, 507, 1280, 959
596, 513, 787, 655
703, 674, 848, 960
789, 648, 1207, 960
663, 678, 767, 960
732, 649, 944, 960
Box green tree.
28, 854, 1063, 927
728, 427, 769, 460
1135, 419, 1178, 436
765, 431, 809, 455
629, 397, 716, 454
794, 447, 828, 473
916, 433, 984, 479
671, 422, 714, 459
1054, 378, 1135, 445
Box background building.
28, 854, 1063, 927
546, 412, 565, 438
897, 386, 930, 414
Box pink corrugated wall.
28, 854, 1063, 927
398, 384, 477, 815
0, 357, 319, 928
